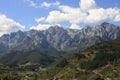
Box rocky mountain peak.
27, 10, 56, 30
0, 23, 120, 52
101, 22, 115, 27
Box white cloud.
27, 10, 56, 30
35, 17, 45, 23
80, 0, 97, 10
46, 5, 87, 24
69, 24, 81, 30
59, 5, 87, 23
0, 14, 25, 36
46, 11, 68, 23
45, 0, 120, 26
30, 24, 51, 30
107, 8, 120, 21
30, 24, 62, 30
86, 8, 108, 23
114, 15, 120, 21
46, 6, 87, 24
24, 0, 60, 8
86, 8, 120, 23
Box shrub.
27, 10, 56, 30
56, 58, 68, 67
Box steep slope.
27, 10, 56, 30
39, 38, 120, 80
0, 22, 120, 52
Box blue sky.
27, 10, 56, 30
0, 0, 120, 36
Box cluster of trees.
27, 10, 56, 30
56, 58, 68, 67
74, 53, 85, 60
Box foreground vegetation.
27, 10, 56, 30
0, 38, 120, 80
37, 38, 120, 80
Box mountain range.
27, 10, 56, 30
0, 22, 120, 52
0, 22, 120, 80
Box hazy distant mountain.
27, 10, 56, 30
0, 22, 120, 52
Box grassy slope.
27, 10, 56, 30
38, 38, 120, 80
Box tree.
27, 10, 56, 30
56, 58, 68, 67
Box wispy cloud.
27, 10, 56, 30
24, 0, 60, 8
35, 17, 46, 23
41, 1, 60, 8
